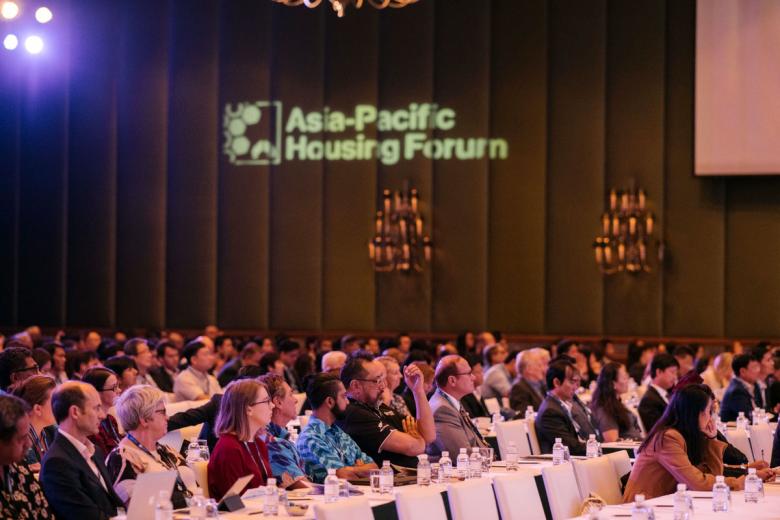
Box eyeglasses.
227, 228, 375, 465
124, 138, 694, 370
11, 363, 39, 375
251, 398, 273, 407
452, 370, 473, 377
101, 385, 121, 393
356, 376, 386, 385
153, 408, 167, 417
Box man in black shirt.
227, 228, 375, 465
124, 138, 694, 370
337, 355, 435, 469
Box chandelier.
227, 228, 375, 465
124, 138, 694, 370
271, 0, 419, 18
368, 183, 432, 273
592, 184, 664, 274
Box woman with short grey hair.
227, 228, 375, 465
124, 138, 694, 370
106, 385, 199, 508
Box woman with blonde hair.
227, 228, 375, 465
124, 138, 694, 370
208, 379, 275, 500
106, 385, 199, 509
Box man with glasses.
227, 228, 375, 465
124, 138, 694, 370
535, 358, 602, 455
338, 354, 435, 469
427, 355, 489, 457
0, 347, 39, 391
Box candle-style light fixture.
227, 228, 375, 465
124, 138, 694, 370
368, 182, 432, 273
593, 183, 664, 274
271, 0, 418, 18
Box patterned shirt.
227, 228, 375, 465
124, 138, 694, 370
0, 462, 52, 520
265, 422, 306, 488
296, 416, 373, 483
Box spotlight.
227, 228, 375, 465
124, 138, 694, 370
34, 6, 52, 24
3, 33, 17, 50
1, 1, 19, 20
24, 35, 43, 54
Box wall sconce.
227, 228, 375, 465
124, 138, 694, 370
368, 182, 432, 273
593, 184, 664, 274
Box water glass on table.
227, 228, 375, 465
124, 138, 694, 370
197, 439, 210, 461
369, 469, 382, 494
479, 447, 494, 473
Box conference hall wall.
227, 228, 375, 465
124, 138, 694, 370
1, 0, 779, 337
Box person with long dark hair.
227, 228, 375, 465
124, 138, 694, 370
623, 384, 774, 502
589, 363, 642, 441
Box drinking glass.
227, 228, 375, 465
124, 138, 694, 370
479, 447, 494, 473
369, 469, 382, 494
339, 479, 350, 499
198, 439, 210, 461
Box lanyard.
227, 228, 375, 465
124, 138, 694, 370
548, 393, 599, 439
126, 433, 191, 497
242, 439, 269, 481
29, 426, 49, 460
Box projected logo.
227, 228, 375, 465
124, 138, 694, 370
223, 101, 282, 165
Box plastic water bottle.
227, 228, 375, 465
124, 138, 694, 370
552, 437, 565, 465
417, 454, 431, 486
379, 460, 394, 493
190, 489, 207, 520
744, 467, 763, 502
586, 434, 599, 458
263, 477, 279, 515
439, 450, 453, 479
154, 490, 173, 520
712, 475, 730, 512
525, 406, 535, 422
631, 494, 655, 520
324, 468, 340, 503
673, 484, 690, 520
469, 447, 482, 478
456, 448, 469, 480
505, 441, 519, 471
737, 411, 749, 431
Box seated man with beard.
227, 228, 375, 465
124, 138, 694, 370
296, 373, 378, 483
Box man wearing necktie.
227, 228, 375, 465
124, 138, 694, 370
427, 355, 489, 458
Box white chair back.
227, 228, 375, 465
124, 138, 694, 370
525, 417, 541, 455
446, 479, 500, 520
572, 456, 623, 505
394, 485, 448, 520
313, 497, 373, 520
750, 423, 774, 463
484, 397, 501, 415
605, 450, 632, 482
493, 472, 546, 520
495, 419, 533, 458
726, 428, 755, 462
541, 463, 583, 520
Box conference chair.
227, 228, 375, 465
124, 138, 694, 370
394, 485, 448, 520
541, 463, 583, 520
726, 428, 755, 462
572, 456, 623, 505
525, 417, 541, 455
750, 423, 774, 463
605, 450, 632, 483
313, 497, 373, 520
446, 479, 500, 520
493, 472, 546, 520
495, 419, 533, 457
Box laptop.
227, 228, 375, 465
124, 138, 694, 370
127, 471, 178, 520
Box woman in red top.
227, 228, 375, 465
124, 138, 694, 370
82, 367, 123, 454
208, 378, 275, 500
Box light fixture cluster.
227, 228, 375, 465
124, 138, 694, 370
1, 1, 52, 55
272, 0, 418, 18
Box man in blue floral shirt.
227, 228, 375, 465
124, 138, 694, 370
296, 373, 377, 483
259, 373, 309, 488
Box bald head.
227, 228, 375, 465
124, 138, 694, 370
322, 350, 348, 375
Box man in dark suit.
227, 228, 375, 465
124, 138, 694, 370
460, 355, 490, 418
510, 348, 547, 413
535, 357, 602, 455
148, 340, 179, 393
40, 381, 124, 520
638, 353, 679, 432
720, 353, 761, 422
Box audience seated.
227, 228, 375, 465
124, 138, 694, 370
427, 355, 490, 457
296, 373, 377, 483
0, 347, 39, 391
754, 344, 774, 409
278, 340, 302, 392
460, 355, 490, 418
122, 338, 156, 389
214, 335, 238, 375
0, 394, 53, 518
106, 385, 199, 509
535, 357, 602, 455
167, 393, 221, 451
624, 384, 774, 501
401, 361, 434, 417
321, 350, 347, 375
258, 373, 311, 489
259, 351, 286, 376
638, 353, 679, 432
103, 356, 139, 394
480, 344, 512, 400
9, 374, 57, 468
700, 352, 733, 399
589, 363, 642, 441
673, 345, 696, 378
338, 355, 435, 468
208, 379, 273, 500
767, 355, 780, 414
82, 367, 123, 455
174, 340, 221, 402
218, 343, 262, 387
376, 356, 411, 417
40, 381, 124, 520
509, 348, 548, 412
148, 340, 179, 393
65, 350, 99, 380
44, 342, 69, 385
720, 353, 762, 422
